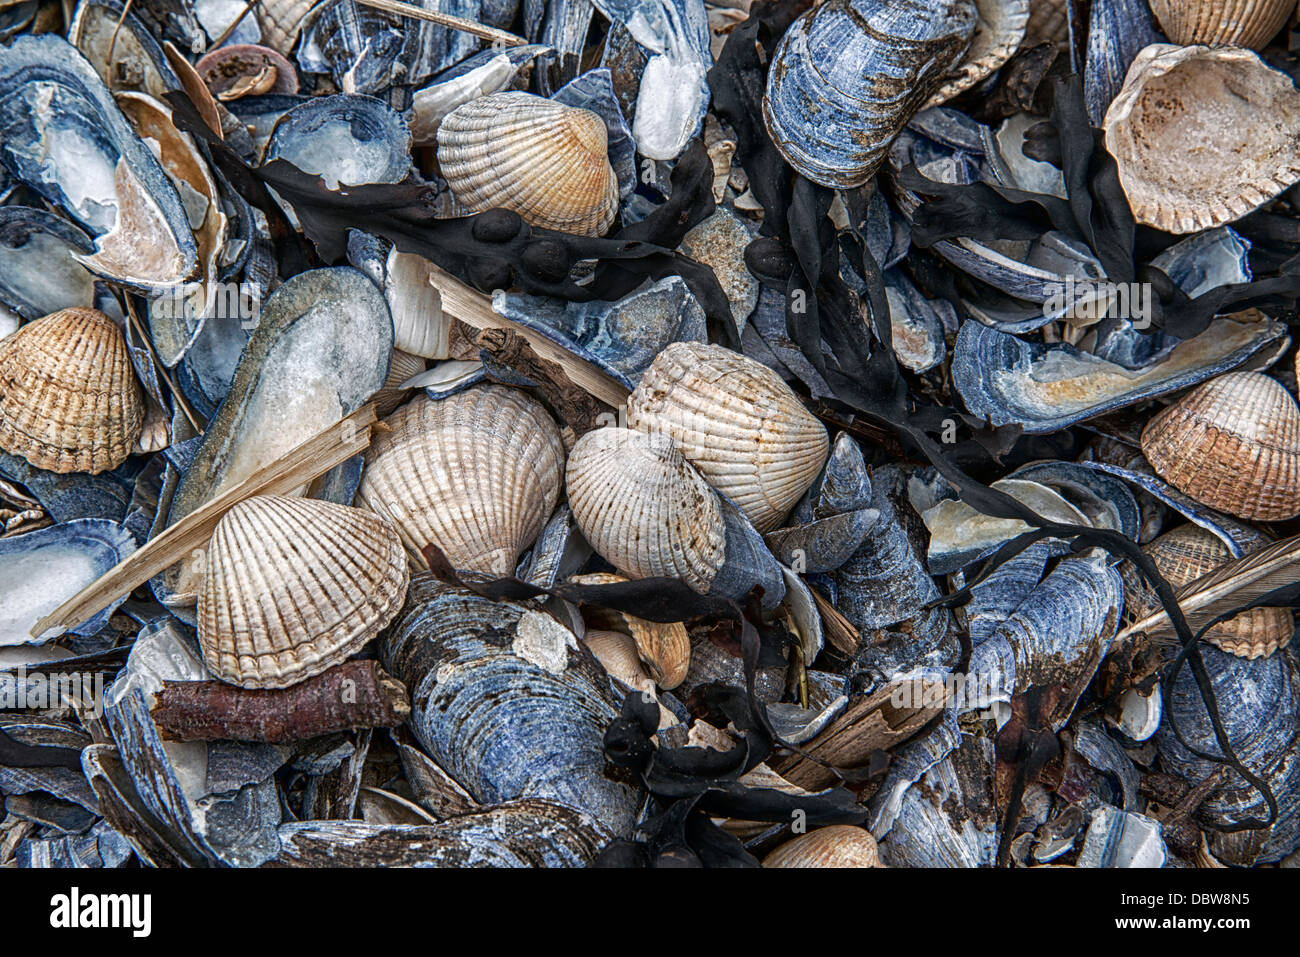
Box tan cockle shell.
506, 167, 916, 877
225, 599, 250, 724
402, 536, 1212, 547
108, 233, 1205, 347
1102, 44, 1300, 234
925, 0, 1031, 107
762, 825, 884, 868
1140, 371, 1300, 521
1147, 0, 1296, 49
198, 495, 409, 689
569, 572, 691, 689
357, 385, 566, 575
369, 349, 427, 417
565, 428, 725, 594
436, 91, 619, 237
0, 308, 144, 474
627, 342, 830, 532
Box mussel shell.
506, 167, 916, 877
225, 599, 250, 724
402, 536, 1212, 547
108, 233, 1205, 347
0, 208, 96, 322
266, 94, 412, 189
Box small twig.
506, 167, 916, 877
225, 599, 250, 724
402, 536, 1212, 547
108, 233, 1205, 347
123, 296, 206, 436
354, 0, 527, 46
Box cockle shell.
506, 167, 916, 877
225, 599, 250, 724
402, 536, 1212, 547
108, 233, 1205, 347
569, 571, 691, 689
1147, 0, 1296, 48
1128, 524, 1293, 658
924, 0, 1030, 107
565, 427, 725, 594
357, 385, 566, 575
198, 495, 410, 689
370, 349, 427, 417
763, 825, 884, 868
0, 308, 144, 474
627, 341, 829, 532
1140, 371, 1300, 521
436, 91, 619, 237
1102, 44, 1300, 234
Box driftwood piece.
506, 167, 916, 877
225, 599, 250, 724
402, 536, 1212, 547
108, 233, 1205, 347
477, 328, 609, 435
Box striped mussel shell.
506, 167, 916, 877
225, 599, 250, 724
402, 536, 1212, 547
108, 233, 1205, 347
197, 495, 410, 689
762, 0, 978, 188
566, 427, 725, 594
357, 385, 566, 575
0, 308, 144, 474
569, 571, 691, 689
627, 342, 829, 533
436, 91, 619, 237
1126, 524, 1293, 659
1140, 371, 1300, 521
1148, 0, 1296, 48
763, 825, 884, 868
1103, 44, 1300, 233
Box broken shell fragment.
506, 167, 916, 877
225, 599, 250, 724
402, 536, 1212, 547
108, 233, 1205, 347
196, 44, 299, 101
198, 495, 410, 689
0, 308, 144, 474
763, 825, 884, 868
924, 0, 1030, 107
1147, 0, 1297, 48
569, 571, 691, 690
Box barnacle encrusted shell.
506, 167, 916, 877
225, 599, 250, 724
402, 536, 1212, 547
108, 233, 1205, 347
436, 91, 619, 237
1140, 371, 1300, 521
198, 495, 409, 689
1147, 0, 1297, 48
357, 386, 566, 574
0, 308, 144, 474
1102, 44, 1300, 234
627, 341, 829, 532
763, 825, 884, 868
569, 571, 691, 689
565, 427, 726, 594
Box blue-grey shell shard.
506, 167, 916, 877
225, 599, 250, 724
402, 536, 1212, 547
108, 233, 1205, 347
0, 519, 136, 646
554, 69, 638, 199
0, 35, 199, 294
0, 208, 96, 320
380, 575, 642, 836
193, 0, 264, 46
764, 0, 977, 188
1148, 225, 1252, 295
536, 0, 595, 93
712, 492, 786, 610
1083, 0, 1160, 126
127, 0, 206, 53
1156, 645, 1300, 865
173, 304, 252, 419
1009, 459, 1141, 543
0, 2, 35, 40
591, 0, 711, 160
394, 0, 486, 86
962, 539, 1052, 645
0, 452, 135, 525
265, 94, 412, 189
296, 0, 406, 95
880, 269, 949, 373
226, 93, 311, 160
492, 277, 706, 389
69, 0, 183, 100
952, 315, 1287, 433
764, 508, 880, 574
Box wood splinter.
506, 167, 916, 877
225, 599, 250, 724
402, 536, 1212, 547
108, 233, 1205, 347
151, 660, 411, 744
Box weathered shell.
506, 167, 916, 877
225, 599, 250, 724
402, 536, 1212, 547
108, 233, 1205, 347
924, 0, 1030, 107
0, 208, 97, 322
569, 571, 691, 689
357, 386, 566, 575
437, 91, 619, 236
1140, 371, 1300, 522
197, 44, 299, 101
627, 341, 829, 532
384, 248, 450, 360
566, 427, 725, 593
256, 0, 316, 55
1083, 0, 1161, 126
1148, 0, 1296, 47
266, 94, 412, 189
0, 308, 144, 474
762, 0, 978, 188
763, 825, 883, 868
370, 349, 427, 417
198, 495, 409, 689
1103, 44, 1300, 234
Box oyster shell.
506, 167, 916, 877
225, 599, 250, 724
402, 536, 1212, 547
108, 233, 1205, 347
0, 308, 144, 475
437, 91, 619, 236
1140, 371, 1300, 522
1147, 0, 1296, 48
1103, 44, 1300, 234
198, 495, 409, 689
357, 386, 566, 575
763, 825, 884, 868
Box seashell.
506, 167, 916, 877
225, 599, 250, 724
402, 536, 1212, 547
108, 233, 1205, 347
358, 385, 566, 575
1140, 371, 1300, 521
437, 92, 619, 236
0, 308, 144, 475
370, 349, 428, 417
1103, 44, 1300, 234
763, 825, 883, 868
384, 248, 450, 360
566, 427, 725, 593
1147, 0, 1296, 48
70, 0, 181, 101
924, 0, 1030, 108
627, 341, 829, 532
256, 0, 317, 55
762, 0, 978, 188
1076, 807, 1168, 868
570, 572, 691, 689
409, 46, 551, 145
1084, 0, 1162, 126
0, 208, 97, 323
1025, 0, 1068, 42
1127, 524, 1293, 658
198, 495, 410, 689
196, 44, 299, 101
266, 94, 412, 190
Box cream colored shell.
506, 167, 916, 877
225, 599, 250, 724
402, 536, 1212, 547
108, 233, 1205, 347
1148, 0, 1296, 48
0, 308, 144, 474
357, 385, 565, 575
627, 342, 829, 532
565, 427, 725, 594
1103, 44, 1300, 234
570, 571, 691, 689
925, 0, 1031, 108
436, 91, 619, 237
370, 348, 427, 417
762, 825, 884, 868
197, 495, 409, 689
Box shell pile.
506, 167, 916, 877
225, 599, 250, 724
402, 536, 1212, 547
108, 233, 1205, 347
2, 0, 1300, 875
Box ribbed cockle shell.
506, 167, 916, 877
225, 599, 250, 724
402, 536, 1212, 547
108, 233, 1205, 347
0, 307, 144, 474
569, 571, 691, 689
1147, 0, 1296, 49
437, 92, 619, 237
763, 825, 884, 867
198, 495, 409, 689
627, 342, 829, 532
